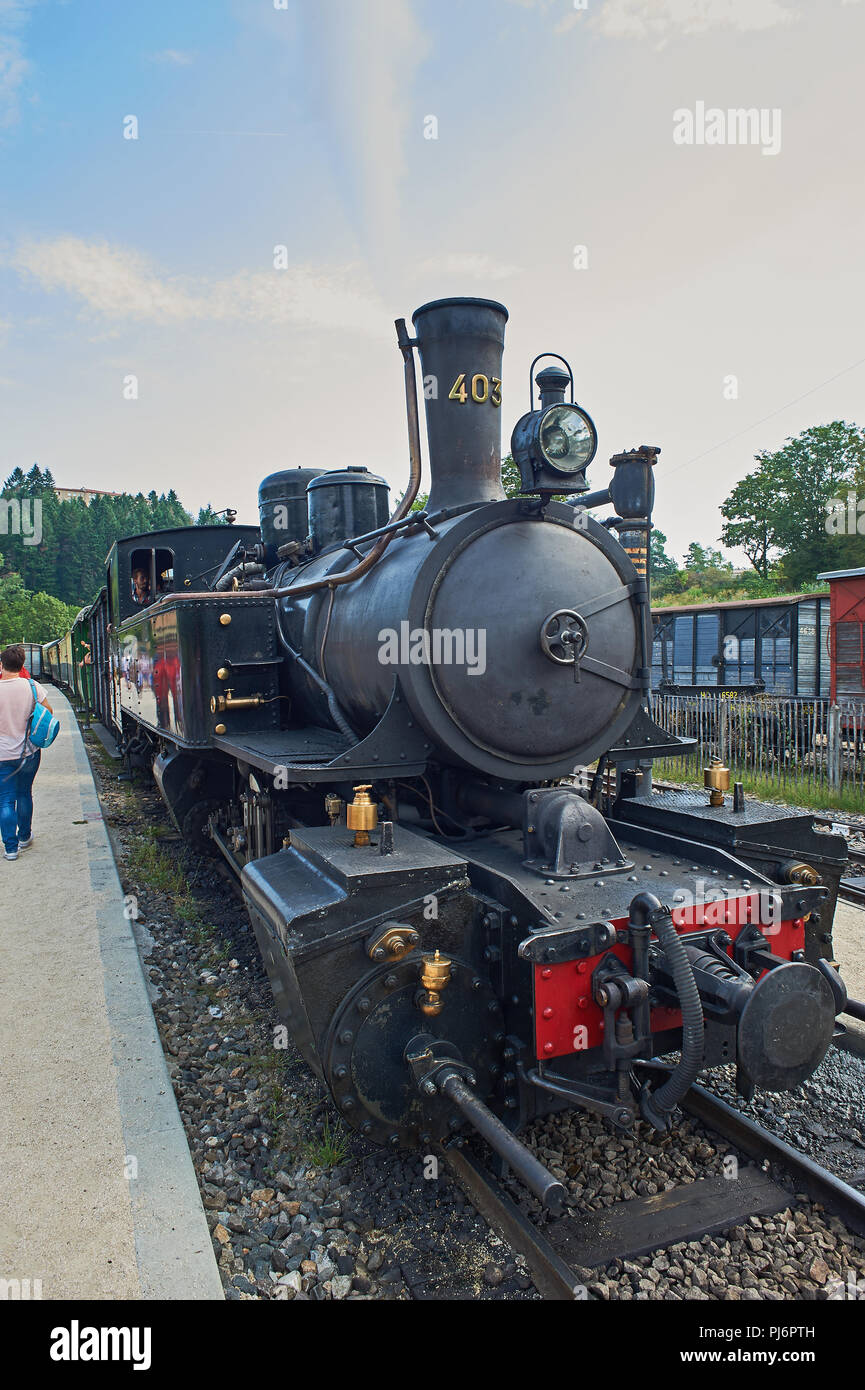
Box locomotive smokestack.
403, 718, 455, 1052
411, 297, 508, 513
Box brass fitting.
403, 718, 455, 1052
781, 860, 821, 887
347, 784, 378, 846
417, 949, 451, 1017
704, 756, 730, 808
217, 667, 230, 682
367, 922, 420, 962
210, 690, 265, 713
324, 793, 344, 827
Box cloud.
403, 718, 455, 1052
149, 49, 195, 66
0, 0, 34, 127
505, 0, 797, 38
418, 253, 521, 282
297, 0, 430, 274
8, 238, 390, 336
593, 0, 797, 39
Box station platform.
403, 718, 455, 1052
834, 899, 865, 1047
0, 687, 222, 1300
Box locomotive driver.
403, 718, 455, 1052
132, 567, 152, 605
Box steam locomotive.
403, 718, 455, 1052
55, 297, 853, 1212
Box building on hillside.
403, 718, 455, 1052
54, 486, 123, 505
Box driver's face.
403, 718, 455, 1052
133, 571, 149, 600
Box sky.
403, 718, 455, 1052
1, 0, 864, 563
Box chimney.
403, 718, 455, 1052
411, 297, 508, 514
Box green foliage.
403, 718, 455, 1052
718, 467, 776, 578
501, 453, 523, 498
683, 542, 728, 572
0, 558, 80, 645
720, 421, 865, 588
650, 533, 794, 607
126, 833, 187, 896
409, 456, 530, 511
653, 760, 865, 816
195, 505, 230, 526
650, 529, 678, 578
304, 1113, 349, 1169
501, 453, 572, 501
411, 455, 568, 508
0, 465, 215, 608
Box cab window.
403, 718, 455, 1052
130, 548, 174, 608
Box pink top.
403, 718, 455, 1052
0, 678, 47, 759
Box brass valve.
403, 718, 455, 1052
210, 689, 265, 713
704, 756, 730, 808
417, 949, 452, 1018
347, 784, 378, 846
324, 793, 344, 827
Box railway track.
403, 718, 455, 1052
444, 1060, 865, 1301
840, 849, 865, 907
841, 879, 865, 907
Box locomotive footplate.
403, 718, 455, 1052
459, 822, 826, 942
614, 791, 848, 961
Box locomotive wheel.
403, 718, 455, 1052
322, 956, 504, 1149
180, 799, 223, 856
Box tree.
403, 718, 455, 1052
683, 542, 729, 572
501, 454, 522, 498
649, 529, 682, 598
1, 471, 194, 606
720, 421, 865, 588
0, 557, 80, 645
720, 468, 777, 578
196, 504, 230, 526
650, 529, 677, 577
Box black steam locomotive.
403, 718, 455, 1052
76, 297, 851, 1211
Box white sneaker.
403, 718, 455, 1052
4, 850, 18, 861
18, 836, 33, 850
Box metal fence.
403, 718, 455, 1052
651, 692, 865, 801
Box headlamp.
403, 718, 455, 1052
538, 403, 597, 473
510, 357, 597, 494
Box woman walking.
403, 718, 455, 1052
0, 644, 54, 861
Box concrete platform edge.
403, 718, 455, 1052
71, 725, 223, 1301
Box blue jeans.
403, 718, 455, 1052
0, 751, 41, 853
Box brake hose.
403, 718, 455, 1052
639, 902, 705, 1130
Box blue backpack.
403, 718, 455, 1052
27, 679, 60, 750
